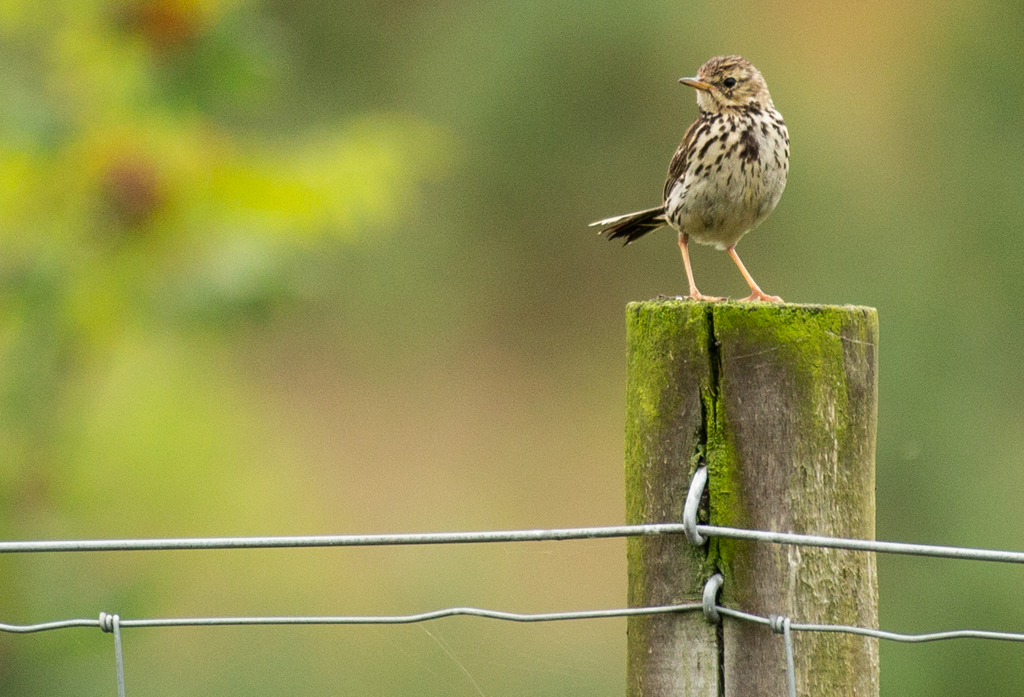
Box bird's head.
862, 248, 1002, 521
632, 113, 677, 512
679, 56, 772, 112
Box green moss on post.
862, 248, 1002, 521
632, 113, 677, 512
625, 301, 719, 697
625, 300, 879, 697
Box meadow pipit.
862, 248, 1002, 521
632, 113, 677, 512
591, 55, 789, 302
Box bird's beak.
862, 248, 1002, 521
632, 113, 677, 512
679, 77, 713, 91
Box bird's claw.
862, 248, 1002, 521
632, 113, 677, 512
688, 291, 725, 302
738, 291, 783, 303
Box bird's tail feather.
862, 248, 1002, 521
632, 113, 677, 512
590, 205, 667, 245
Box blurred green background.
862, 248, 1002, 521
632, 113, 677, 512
1, 0, 1023, 694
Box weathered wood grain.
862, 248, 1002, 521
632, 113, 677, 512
625, 301, 879, 697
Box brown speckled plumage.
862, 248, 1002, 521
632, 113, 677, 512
592, 56, 789, 302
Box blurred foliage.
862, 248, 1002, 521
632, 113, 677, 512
0, 0, 447, 502
2, 0, 1024, 695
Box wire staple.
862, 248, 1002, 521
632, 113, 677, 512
702, 574, 724, 625
683, 465, 708, 546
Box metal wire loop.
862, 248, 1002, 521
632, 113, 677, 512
683, 465, 708, 546
702, 573, 724, 625
99, 613, 127, 697
99, 612, 117, 633
769, 614, 786, 634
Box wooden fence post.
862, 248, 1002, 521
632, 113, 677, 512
625, 301, 879, 696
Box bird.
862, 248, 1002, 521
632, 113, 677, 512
591, 55, 789, 302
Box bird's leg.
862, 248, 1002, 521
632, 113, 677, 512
727, 246, 782, 303
678, 232, 724, 302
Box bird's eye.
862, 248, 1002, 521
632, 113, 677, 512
723, 77, 737, 88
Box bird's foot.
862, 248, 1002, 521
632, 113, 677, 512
687, 291, 725, 302
737, 290, 783, 303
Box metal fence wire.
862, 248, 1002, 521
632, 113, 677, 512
4, 465, 1024, 695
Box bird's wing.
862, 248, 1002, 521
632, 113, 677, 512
664, 116, 705, 201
